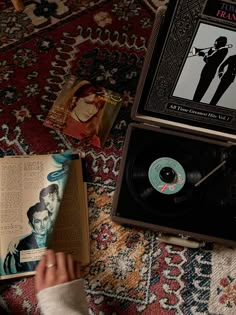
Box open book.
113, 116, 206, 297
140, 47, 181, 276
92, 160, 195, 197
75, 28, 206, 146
0, 151, 89, 280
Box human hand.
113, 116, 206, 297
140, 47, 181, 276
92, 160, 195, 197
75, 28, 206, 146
8, 237, 20, 255
35, 249, 81, 294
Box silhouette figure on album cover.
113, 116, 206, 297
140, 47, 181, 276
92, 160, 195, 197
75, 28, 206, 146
193, 36, 229, 102
210, 54, 236, 105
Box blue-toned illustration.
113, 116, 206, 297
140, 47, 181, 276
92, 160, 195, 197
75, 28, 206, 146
1, 151, 73, 277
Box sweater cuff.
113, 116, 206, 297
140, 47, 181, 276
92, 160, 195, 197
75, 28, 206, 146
37, 279, 88, 315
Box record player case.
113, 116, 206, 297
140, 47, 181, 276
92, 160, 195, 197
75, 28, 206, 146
112, 0, 236, 248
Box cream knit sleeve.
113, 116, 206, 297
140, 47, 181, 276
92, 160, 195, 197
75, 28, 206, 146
37, 279, 89, 315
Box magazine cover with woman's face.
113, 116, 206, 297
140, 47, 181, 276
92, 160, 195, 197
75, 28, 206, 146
43, 75, 123, 147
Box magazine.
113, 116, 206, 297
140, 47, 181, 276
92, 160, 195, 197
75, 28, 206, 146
0, 150, 89, 280
43, 75, 123, 147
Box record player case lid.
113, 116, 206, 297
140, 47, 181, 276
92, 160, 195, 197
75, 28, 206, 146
132, 0, 236, 143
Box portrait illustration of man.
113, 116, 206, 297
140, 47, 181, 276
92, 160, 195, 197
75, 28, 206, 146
4, 183, 61, 272
4, 202, 50, 274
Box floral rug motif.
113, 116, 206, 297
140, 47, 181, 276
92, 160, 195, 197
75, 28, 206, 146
208, 246, 236, 315
1, 1, 236, 315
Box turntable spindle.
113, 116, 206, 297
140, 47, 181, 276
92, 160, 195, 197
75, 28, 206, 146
160, 167, 176, 183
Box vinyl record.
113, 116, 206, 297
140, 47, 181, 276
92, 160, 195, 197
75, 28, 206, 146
126, 141, 205, 218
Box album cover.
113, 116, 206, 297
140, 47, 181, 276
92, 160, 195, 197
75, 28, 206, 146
44, 75, 123, 148
133, 0, 236, 138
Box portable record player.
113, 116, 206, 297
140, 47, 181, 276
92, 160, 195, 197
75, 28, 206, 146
112, 0, 236, 248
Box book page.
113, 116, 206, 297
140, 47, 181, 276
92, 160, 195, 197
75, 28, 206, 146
0, 152, 72, 279
50, 159, 90, 266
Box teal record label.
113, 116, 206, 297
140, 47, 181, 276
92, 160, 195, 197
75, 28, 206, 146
148, 157, 186, 195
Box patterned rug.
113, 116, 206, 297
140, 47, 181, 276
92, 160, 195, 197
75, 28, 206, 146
1, 1, 236, 314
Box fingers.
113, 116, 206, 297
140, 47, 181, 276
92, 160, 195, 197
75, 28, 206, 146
45, 249, 57, 281
8, 238, 20, 255
46, 249, 57, 267
35, 250, 81, 294
56, 252, 69, 282
35, 255, 46, 293
55, 252, 67, 273
67, 254, 75, 280
74, 261, 81, 279
12, 247, 18, 255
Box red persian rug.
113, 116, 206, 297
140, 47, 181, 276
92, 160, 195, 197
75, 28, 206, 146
1, 1, 236, 314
